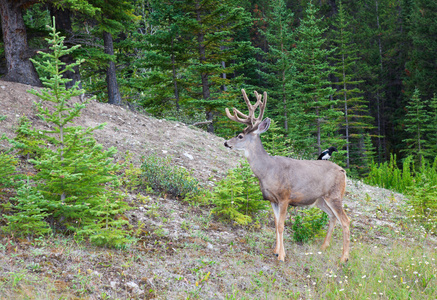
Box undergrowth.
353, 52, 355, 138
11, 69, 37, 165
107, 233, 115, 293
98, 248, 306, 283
139, 154, 201, 199
366, 155, 437, 233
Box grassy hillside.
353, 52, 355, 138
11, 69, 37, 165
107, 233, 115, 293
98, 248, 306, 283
0, 80, 436, 299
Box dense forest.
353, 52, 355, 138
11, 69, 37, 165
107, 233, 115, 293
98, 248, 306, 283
1, 0, 436, 177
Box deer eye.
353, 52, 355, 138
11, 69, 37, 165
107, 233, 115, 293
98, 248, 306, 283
238, 134, 244, 139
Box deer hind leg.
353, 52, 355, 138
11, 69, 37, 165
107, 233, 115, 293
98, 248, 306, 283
323, 198, 350, 263
271, 202, 288, 261
316, 198, 337, 251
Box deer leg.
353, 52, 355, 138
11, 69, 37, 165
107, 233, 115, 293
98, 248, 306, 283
276, 202, 289, 261
324, 199, 350, 263
271, 202, 280, 256
316, 198, 337, 250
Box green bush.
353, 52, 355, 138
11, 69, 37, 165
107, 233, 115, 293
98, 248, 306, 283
366, 155, 437, 234
140, 154, 200, 199
3, 179, 52, 237
290, 207, 328, 243
211, 161, 268, 225
0, 152, 18, 189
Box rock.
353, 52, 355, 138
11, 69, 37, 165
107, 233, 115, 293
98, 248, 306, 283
110, 281, 118, 289
183, 152, 194, 160
126, 281, 143, 295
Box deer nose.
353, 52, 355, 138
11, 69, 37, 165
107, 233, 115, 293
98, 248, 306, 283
224, 141, 231, 148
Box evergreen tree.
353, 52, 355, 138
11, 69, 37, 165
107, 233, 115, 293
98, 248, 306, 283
181, 0, 254, 133
257, 0, 296, 133
330, 0, 373, 171
292, 0, 342, 155
401, 88, 430, 166
122, 0, 191, 116
13, 21, 131, 246
406, 0, 437, 100
427, 94, 437, 156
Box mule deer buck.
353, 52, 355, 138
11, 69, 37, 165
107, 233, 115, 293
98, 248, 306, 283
224, 89, 350, 263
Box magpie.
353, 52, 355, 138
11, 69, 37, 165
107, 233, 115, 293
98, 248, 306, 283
317, 146, 337, 160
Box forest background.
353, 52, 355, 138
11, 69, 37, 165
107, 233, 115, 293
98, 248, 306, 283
1, 0, 436, 177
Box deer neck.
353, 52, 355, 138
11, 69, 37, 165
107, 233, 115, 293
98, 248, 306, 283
245, 135, 270, 177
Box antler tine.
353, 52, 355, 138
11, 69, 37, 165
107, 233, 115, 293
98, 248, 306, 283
225, 107, 251, 125
251, 91, 267, 128
225, 89, 267, 131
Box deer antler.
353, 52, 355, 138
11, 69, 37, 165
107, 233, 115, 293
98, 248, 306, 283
225, 89, 267, 132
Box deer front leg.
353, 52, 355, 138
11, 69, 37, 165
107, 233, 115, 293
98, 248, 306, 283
271, 202, 280, 256
271, 201, 288, 261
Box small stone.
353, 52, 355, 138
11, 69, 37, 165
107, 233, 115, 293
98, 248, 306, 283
183, 152, 193, 160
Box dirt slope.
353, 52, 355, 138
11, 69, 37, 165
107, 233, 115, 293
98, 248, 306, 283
2, 80, 435, 300
0, 80, 242, 183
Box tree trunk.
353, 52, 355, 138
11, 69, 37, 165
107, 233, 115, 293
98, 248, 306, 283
103, 31, 122, 105
0, 0, 41, 86
50, 6, 82, 90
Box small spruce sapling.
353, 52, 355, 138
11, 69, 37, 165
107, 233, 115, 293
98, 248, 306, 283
3, 179, 52, 237
211, 161, 267, 225
22, 19, 130, 246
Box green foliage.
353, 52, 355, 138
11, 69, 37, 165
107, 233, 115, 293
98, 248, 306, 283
291, 0, 342, 154
290, 207, 328, 243
365, 154, 414, 193
75, 193, 133, 248
140, 154, 200, 199
366, 155, 437, 233
0, 152, 18, 189
261, 118, 294, 157
3, 180, 52, 237
407, 174, 437, 233
211, 161, 267, 225
12, 116, 45, 159
401, 88, 431, 165
3, 21, 131, 247
257, 0, 296, 133
330, 0, 373, 171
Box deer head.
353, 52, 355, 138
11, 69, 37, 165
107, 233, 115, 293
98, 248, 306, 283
224, 89, 270, 152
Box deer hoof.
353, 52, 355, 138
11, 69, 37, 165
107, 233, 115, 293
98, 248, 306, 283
274, 253, 278, 257
340, 257, 349, 264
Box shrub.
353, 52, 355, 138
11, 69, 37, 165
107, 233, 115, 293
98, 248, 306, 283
366, 155, 437, 234
290, 207, 328, 243
3, 179, 52, 237
140, 154, 200, 199
0, 152, 18, 189
211, 161, 268, 225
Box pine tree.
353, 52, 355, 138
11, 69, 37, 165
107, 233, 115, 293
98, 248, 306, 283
330, 0, 373, 170
401, 88, 430, 166
257, 0, 296, 133
122, 0, 191, 116
180, 0, 254, 133
18, 20, 131, 245
292, 0, 342, 155
406, 0, 437, 100
427, 94, 437, 156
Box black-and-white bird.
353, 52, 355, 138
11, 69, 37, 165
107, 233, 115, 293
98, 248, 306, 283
317, 146, 338, 160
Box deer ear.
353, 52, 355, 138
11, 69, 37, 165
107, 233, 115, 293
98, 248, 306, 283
255, 118, 271, 134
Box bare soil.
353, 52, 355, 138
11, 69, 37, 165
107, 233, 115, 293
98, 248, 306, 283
0, 80, 436, 299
